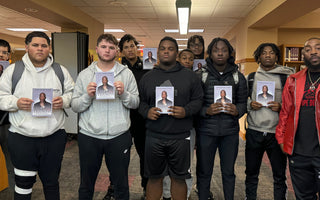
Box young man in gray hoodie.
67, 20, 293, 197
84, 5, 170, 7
71, 33, 139, 200
245, 43, 294, 200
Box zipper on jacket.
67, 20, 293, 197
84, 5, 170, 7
315, 88, 320, 146
291, 80, 297, 155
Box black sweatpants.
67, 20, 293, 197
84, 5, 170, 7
78, 131, 132, 200
196, 134, 239, 200
8, 130, 67, 200
288, 154, 320, 200
245, 129, 287, 200
130, 110, 148, 189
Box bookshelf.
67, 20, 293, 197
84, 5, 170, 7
279, 44, 305, 72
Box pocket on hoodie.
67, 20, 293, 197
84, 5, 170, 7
86, 107, 108, 134
17, 113, 58, 135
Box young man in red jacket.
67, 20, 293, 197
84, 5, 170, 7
276, 37, 320, 200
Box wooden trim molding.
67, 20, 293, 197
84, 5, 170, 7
235, 58, 255, 64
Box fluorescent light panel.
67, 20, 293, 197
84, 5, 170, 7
189, 29, 204, 33
178, 44, 187, 47
137, 44, 144, 47
176, 38, 188, 41
165, 29, 179, 33
178, 7, 189, 35
104, 29, 124, 32
6, 28, 48, 32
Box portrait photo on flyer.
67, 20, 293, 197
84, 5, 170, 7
193, 59, 206, 72
256, 81, 275, 106
214, 85, 232, 112
143, 48, 157, 70
95, 71, 115, 100
155, 86, 174, 114
32, 88, 53, 117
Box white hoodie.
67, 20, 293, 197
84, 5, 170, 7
0, 53, 74, 137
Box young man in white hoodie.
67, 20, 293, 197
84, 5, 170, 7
0, 31, 74, 200
71, 33, 139, 200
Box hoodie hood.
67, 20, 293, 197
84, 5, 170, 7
256, 64, 295, 76
87, 61, 128, 77
153, 61, 185, 73
22, 53, 54, 72
205, 57, 238, 76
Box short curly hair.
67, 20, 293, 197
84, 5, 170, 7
207, 37, 235, 65
253, 43, 280, 64
119, 34, 138, 52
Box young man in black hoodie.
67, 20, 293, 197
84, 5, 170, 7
196, 37, 247, 200
139, 36, 203, 200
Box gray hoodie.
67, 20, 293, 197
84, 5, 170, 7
71, 61, 139, 140
247, 65, 294, 133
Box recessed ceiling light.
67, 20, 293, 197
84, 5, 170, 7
176, 38, 188, 41
109, 1, 127, 6
24, 8, 38, 13
165, 29, 179, 33
104, 29, 124, 32
178, 44, 187, 47
189, 29, 204, 33
6, 28, 48, 32
137, 44, 144, 47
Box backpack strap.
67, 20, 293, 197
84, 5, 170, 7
11, 60, 25, 94
279, 74, 288, 89
51, 62, 64, 93
247, 72, 256, 98
12, 61, 64, 94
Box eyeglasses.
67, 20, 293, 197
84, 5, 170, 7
189, 43, 203, 48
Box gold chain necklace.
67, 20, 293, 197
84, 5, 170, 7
308, 70, 320, 90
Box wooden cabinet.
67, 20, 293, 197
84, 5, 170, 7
279, 44, 305, 72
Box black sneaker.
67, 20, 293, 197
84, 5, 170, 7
163, 198, 171, 200
103, 185, 114, 200
140, 189, 146, 200
208, 191, 214, 200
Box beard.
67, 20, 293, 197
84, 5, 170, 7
304, 57, 320, 71
98, 53, 116, 63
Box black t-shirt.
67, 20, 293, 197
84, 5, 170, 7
294, 70, 320, 156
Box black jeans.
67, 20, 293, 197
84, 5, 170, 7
78, 131, 132, 200
245, 129, 287, 200
196, 134, 239, 200
288, 154, 320, 200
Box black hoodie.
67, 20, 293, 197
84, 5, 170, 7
138, 62, 203, 139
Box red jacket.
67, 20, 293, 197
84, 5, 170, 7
276, 68, 320, 155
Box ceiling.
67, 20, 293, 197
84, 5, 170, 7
1, 0, 263, 49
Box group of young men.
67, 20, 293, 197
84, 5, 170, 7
0, 31, 319, 200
